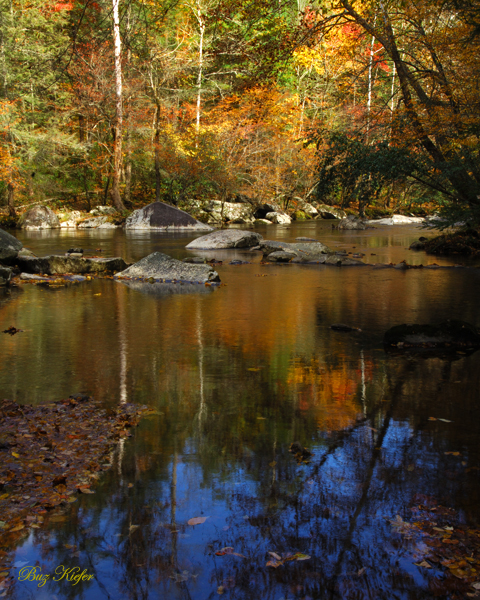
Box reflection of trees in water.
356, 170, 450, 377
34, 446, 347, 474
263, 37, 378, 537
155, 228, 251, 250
11, 346, 480, 599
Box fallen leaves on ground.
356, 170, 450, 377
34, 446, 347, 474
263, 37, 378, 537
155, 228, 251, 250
0, 396, 148, 552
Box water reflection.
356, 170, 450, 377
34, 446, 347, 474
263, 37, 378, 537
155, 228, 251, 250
2, 224, 480, 599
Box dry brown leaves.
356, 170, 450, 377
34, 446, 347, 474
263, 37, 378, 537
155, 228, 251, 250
0, 396, 148, 553
393, 496, 480, 597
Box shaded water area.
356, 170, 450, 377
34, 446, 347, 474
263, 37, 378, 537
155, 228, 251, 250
2, 221, 480, 599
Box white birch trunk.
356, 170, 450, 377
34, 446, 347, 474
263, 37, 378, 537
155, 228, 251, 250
111, 0, 125, 210
195, 0, 205, 139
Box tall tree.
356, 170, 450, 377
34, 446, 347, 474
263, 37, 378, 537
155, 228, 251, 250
111, 0, 126, 211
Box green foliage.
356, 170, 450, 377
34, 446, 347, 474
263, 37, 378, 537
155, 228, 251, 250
0, 214, 17, 229
364, 206, 393, 218
311, 131, 419, 212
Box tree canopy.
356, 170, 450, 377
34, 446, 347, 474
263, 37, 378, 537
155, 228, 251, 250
0, 0, 479, 224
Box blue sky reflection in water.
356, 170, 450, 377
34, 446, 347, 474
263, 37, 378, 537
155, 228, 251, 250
2, 222, 480, 599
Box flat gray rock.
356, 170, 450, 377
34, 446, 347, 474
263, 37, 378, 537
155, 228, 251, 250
17, 206, 60, 230
114, 252, 220, 283
267, 250, 298, 262
15, 255, 128, 275
324, 255, 366, 266
186, 229, 263, 249
0, 227, 22, 261
126, 202, 213, 231
261, 240, 331, 263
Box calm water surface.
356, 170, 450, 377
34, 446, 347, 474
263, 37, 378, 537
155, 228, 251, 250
1, 221, 480, 600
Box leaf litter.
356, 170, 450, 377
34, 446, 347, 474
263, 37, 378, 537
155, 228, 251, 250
388, 496, 480, 598
0, 394, 149, 576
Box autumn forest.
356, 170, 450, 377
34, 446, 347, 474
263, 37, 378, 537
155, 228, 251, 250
0, 0, 479, 224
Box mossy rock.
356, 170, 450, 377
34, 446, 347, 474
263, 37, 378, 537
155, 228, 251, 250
292, 210, 311, 221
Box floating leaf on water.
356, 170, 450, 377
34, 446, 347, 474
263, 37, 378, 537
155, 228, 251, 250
437, 418, 452, 423
9, 525, 24, 532
428, 417, 437, 421
187, 516, 209, 526
78, 487, 95, 494
472, 582, 480, 590
129, 525, 139, 533
217, 586, 224, 594
414, 561, 432, 568
292, 553, 311, 561
269, 552, 282, 561
445, 452, 461, 456
266, 560, 282, 568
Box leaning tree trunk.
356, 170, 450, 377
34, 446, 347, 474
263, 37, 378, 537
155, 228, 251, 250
111, 0, 126, 212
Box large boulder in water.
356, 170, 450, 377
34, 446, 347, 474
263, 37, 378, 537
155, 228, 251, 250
114, 252, 220, 283
17, 206, 60, 230
186, 229, 263, 249
0, 227, 22, 262
384, 320, 480, 349
126, 202, 213, 231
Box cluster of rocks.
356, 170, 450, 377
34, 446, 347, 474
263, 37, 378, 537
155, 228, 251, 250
11, 200, 432, 233
183, 229, 366, 266
0, 226, 130, 286
15, 205, 125, 231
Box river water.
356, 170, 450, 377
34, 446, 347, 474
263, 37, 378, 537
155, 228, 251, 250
1, 221, 480, 599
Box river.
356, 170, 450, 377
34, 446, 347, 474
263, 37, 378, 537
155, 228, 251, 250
1, 221, 480, 599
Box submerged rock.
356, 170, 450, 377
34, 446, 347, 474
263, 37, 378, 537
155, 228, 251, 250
15, 255, 128, 275
117, 279, 217, 296
330, 324, 362, 332
0, 227, 22, 262
126, 201, 213, 231
17, 206, 60, 230
186, 229, 263, 250
384, 320, 480, 349
114, 251, 220, 284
